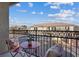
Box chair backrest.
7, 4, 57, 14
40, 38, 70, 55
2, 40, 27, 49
6, 39, 19, 51
6, 40, 15, 52
45, 44, 64, 57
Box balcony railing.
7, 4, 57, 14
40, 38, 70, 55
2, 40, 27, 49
9, 30, 79, 57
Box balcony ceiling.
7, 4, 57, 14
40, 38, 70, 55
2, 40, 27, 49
9, 2, 18, 6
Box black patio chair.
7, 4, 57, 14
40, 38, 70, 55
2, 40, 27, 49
6, 40, 25, 57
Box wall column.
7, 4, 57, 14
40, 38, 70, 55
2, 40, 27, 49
0, 3, 9, 54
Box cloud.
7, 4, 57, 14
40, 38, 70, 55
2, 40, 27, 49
44, 2, 60, 9
48, 14, 54, 17
32, 11, 36, 14
59, 10, 75, 17
32, 11, 44, 15
28, 2, 33, 7
44, 2, 52, 6
75, 13, 79, 17
50, 5, 60, 9
39, 12, 44, 15
48, 10, 76, 22
17, 10, 28, 12
53, 2, 74, 6
15, 3, 21, 7
44, 2, 74, 9
44, 2, 74, 6
61, 2, 74, 5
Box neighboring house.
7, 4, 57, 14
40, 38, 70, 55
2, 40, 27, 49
29, 22, 79, 31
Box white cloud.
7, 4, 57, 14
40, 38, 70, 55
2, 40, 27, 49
28, 2, 33, 7
53, 2, 74, 6
15, 3, 21, 7
32, 11, 44, 15
32, 11, 36, 14
44, 2, 52, 6
44, 2, 60, 9
51, 10, 75, 18
50, 5, 60, 9
48, 10, 76, 22
17, 10, 28, 13
59, 10, 75, 17
39, 12, 44, 15
74, 13, 79, 20
44, 2, 74, 7
59, 17, 74, 21
48, 14, 54, 17
61, 2, 74, 5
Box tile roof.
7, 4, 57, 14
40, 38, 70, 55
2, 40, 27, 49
32, 22, 77, 27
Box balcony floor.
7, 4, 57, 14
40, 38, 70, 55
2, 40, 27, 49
0, 52, 35, 57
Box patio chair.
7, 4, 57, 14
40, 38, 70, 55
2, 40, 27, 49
6, 40, 25, 57
45, 43, 64, 57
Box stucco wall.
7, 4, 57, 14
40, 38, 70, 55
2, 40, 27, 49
38, 27, 47, 30
74, 26, 79, 31
0, 3, 8, 54
69, 26, 74, 31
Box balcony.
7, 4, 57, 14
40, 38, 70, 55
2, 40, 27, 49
0, 30, 79, 57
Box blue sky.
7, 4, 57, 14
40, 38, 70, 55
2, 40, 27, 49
9, 2, 79, 26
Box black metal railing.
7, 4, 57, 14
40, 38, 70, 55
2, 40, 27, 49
9, 30, 79, 57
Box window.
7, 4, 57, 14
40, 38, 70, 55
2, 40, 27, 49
56, 27, 66, 31
34, 27, 38, 30
47, 27, 51, 30
65, 27, 69, 31
51, 27, 56, 31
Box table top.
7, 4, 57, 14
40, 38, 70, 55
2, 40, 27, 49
20, 41, 40, 49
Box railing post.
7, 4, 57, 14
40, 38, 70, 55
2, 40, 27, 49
76, 39, 78, 57
13, 29, 15, 38
70, 39, 72, 57
65, 32, 68, 57
50, 34, 52, 47
36, 29, 37, 41
35, 29, 37, 56
65, 38, 67, 57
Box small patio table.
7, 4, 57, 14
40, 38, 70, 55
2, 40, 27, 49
20, 41, 40, 57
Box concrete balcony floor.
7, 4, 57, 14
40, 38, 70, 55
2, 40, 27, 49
0, 51, 35, 57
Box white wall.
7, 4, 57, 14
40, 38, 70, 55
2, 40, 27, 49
30, 26, 76, 31
69, 26, 74, 31
38, 27, 47, 30
30, 27, 34, 30
74, 26, 79, 31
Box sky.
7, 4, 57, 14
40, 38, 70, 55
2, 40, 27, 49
9, 2, 79, 26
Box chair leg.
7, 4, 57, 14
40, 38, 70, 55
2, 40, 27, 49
10, 51, 19, 57
19, 51, 26, 57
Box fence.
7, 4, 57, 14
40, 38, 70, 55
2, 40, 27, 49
9, 30, 79, 57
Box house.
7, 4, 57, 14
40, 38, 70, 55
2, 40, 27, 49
29, 22, 79, 31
